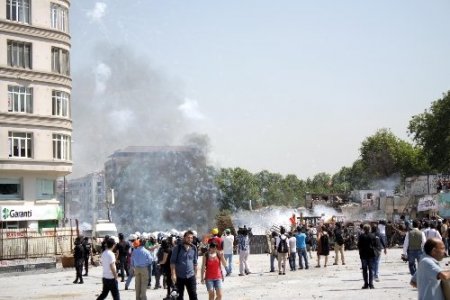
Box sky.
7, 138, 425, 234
69, 0, 450, 179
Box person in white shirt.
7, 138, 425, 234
222, 229, 235, 276
276, 227, 290, 275
97, 238, 120, 300
426, 223, 442, 240
288, 232, 297, 271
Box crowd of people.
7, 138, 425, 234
70, 216, 450, 300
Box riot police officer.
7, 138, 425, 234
82, 236, 92, 276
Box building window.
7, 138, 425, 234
7, 40, 32, 69
52, 90, 70, 117
8, 85, 33, 113
6, 0, 30, 24
0, 178, 22, 200
51, 3, 69, 33
51, 47, 70, 76
52, 134, 71, 160
36, 179, 55, 200
8, 132, 32, 158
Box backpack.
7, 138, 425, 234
277, 236, 289, 253
335, 229, 344, 246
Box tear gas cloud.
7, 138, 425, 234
70, 45, 218, 233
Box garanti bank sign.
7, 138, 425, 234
1, 206, 59, 221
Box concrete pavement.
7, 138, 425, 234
0, 248, 423, 299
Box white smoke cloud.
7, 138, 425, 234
178, 98, 205, 120
108, 109, 134, 132
94, 62, 111, 94
86, 2, 107, 23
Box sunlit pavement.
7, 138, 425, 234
0, 248, 421, 299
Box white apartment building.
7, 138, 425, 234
0, 0, 72, 229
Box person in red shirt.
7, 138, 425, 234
201, 243, 227, 300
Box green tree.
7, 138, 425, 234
360, 128, 428, 179
408, 91, 450, 173
216, 168, 259, 210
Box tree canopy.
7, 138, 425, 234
408, 91, 450, 173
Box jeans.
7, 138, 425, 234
372, 255, 380, 278
125, 266, 134, 289
176, 275, 198, 300
147, 262, 153, 286
270, 253, 277, 271
239, 250, 250, 274
224, 254, 233, 274
297, 247, 308, 269
361, 258, 375, 287
407, 249, 423, 275
96, 278, 120, 300
289, 252, 296, 270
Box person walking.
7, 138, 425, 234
73, 236, 85, 284
358, 224, 377, 289
276, 226, 290, 275
82, 237, 92, 276
125, 236, 139, 290
237, 227, 251, 276
222, 228, 234, 276
288, 232, 297, 271
371, 225, 387, 282
114, 233, 131, 282
269, 231, 278, 272
170, 230, 198, 300
316, 226, 330, 268
96, 238, 120, 300
201, 242, 227, 300
333, 222, 346, 265
410, 238, 450, 300
160, 236, 175, 300
295, 227, 309, 270
131, 239, 153, 300
403, 220, 426, 276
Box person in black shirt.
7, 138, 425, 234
73, 236, 85, 284
358, 224, 377, 289
113, 233, 130, 282
82, 237, 92, 276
